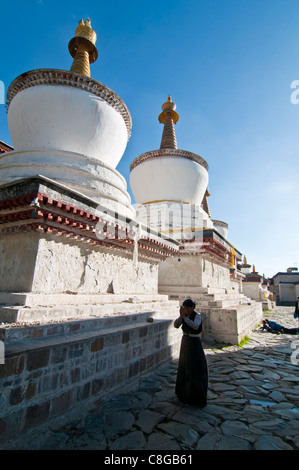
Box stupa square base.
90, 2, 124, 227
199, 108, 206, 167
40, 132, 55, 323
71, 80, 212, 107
0, 175, 179, 298
0, 230, 160, 297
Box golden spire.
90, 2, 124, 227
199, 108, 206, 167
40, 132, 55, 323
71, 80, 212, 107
158, 96, 179, 149
68, 19, 98, 77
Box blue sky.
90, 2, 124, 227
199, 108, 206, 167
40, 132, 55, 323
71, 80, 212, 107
0, 0, 298, 278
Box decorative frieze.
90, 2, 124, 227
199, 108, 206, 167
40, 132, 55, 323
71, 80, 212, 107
0, 190, 178, 262
177, 230, 242, 269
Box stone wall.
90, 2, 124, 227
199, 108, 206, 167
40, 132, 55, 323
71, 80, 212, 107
242, 282, 262, 302
159, 255, 202, 288
0, 311, 181, 445
201, 258, 232, 290
158, 254, 232, 291
201, 303, 263, 345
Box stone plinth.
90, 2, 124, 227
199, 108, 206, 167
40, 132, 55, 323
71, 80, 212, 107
158, 230, 263, 344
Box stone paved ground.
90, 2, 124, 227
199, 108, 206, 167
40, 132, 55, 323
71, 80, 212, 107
9, 307, 299, 450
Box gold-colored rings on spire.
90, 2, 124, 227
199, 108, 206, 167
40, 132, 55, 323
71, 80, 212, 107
158, 96, 179, 124
68, 19, 98, 77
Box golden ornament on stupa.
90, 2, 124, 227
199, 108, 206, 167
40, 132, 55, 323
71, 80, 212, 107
158, 95, 179, 124
158, 96, 179, 149
68, 19, 98, 77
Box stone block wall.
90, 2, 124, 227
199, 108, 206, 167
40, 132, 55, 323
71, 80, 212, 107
0, 231, 159, 295
201, 303, 263, 345
158, 254, 233, 292
0, 314, 181, 445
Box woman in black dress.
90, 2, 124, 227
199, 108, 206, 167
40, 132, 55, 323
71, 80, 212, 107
174, 299, 208, 407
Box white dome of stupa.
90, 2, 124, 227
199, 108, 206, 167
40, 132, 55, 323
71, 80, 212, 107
130, 96, 209, 206
130, 96, 213, 238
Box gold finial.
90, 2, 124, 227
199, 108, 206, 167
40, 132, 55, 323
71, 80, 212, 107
68, 19, 98, 77
158, 96, 179, 149
244, 255, 248, 265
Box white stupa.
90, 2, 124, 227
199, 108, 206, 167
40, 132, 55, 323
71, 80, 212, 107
1, 19, 134, 218
129, 96, 263, 345
130, 96, 214, 240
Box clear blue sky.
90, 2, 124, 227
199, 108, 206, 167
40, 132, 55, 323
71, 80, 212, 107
0, 0, 298, 278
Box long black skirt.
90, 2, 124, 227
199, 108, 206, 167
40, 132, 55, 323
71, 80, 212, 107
175, 335, 208, 407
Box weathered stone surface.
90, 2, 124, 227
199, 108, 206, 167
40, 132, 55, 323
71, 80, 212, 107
101, 395, 132, 412
144, 432, 181, 450
109, 430, 146, 450
221, 420, 255, 442
199, 404, 241, 421
211, 383, 236, 392
75, 433, 107, 450
84, 413, 106, 434
171, 410, 213, 434
269, 391, 286, 402
104, 411, 135, 440
254, 435, 293, 450
41, 432, 71, 450
139, 378, 163, 394
218, 435, 251, 450
196, 430, 221, 450
231, 371, 251, 380
129, 391, 152, 410
249, 418, 291, 436
134, 410, 164, 434
157, 421, 199, 447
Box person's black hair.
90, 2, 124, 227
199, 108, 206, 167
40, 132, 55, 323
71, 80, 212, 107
183, 299, 196, 309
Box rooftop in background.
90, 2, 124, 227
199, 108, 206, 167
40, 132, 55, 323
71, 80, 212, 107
0, 141, 13, 154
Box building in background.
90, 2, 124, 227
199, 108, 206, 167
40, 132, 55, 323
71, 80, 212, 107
270, 267, 299, 305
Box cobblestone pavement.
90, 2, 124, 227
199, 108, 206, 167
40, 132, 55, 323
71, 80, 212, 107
13, 307, 299, 450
